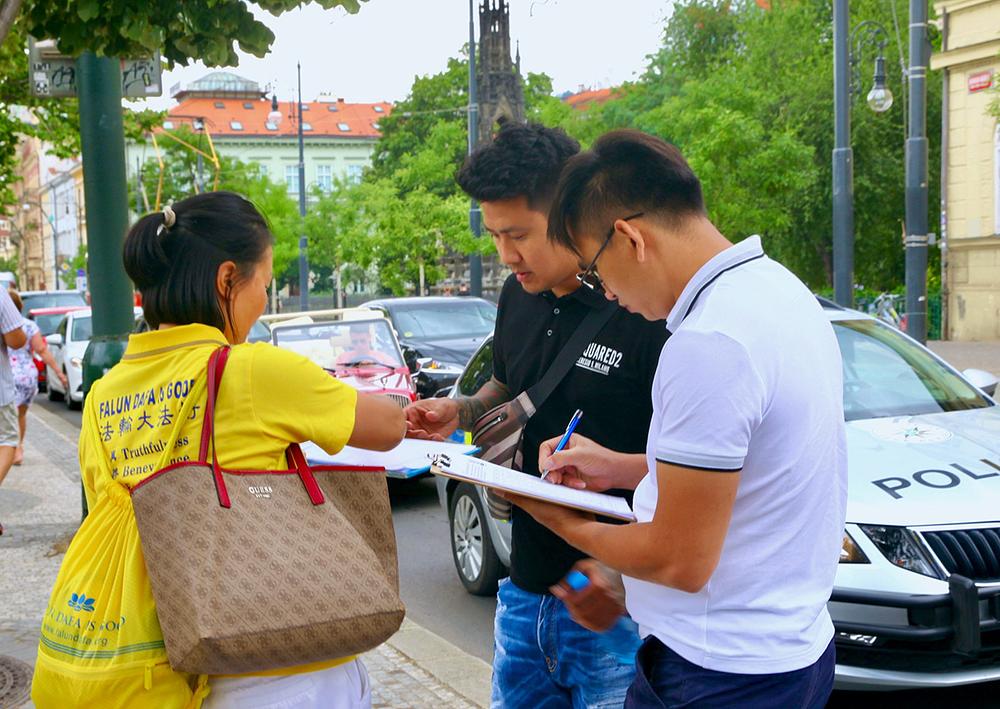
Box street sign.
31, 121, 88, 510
969, 71, 993, 94
76, 268, 87, 292
28, 38, 162, 98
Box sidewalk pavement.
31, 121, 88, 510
0, 403, 491, 708
927, 339, 1000, 375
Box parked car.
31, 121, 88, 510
269, 316, 417, 411
133, 315, 271, 344
27, 305, 88, 392
18, 289, 87, 316
360, 296, 497, 398
46, 307, 143, 409
436, 297, 1000, 691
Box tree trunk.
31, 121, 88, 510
0, 0, 23, 49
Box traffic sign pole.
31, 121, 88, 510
76, 52, 135, 518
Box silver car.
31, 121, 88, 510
436, 298, 1000, 690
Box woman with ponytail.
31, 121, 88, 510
32, 192, 406, 708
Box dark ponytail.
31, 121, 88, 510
123, 191, 273, 332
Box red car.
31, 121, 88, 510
269, 317, 417, 409
27, 306, 88, 391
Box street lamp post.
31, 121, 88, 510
904, 0, 930, 344
832, 4, 894, 308
467, 0, 483, 298
268, 67, 310, 312
296, 63, 309, 312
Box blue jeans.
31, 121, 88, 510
491, 578, 639, 709
624, 636, 836, 709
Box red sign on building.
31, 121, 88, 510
968, 71, 993, 93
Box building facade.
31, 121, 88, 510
126, 72, 389, 204
931, 0, 1000, 340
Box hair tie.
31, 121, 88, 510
157, 205, 177, 235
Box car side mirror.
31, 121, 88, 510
402, 346, 420, 374
962, 368, 998, 397
46, 333, 63, 348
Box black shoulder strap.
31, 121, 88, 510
525, 302, 617, 408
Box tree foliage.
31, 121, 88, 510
549, 0, 939, 291
20, 0, 366, 67
131, 126, 300, 282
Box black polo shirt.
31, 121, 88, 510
492, 274, 668, 594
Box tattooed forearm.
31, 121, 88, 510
456, 376, 513, 429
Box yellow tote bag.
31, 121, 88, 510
32, 382, 207, 709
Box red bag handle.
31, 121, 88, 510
199, 347, 326, 509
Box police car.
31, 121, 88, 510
436, 298, 1000, 690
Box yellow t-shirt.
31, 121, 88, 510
79, 323, 359, 677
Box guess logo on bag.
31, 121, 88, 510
248, 485, 273, 500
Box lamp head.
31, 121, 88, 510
268, 95, 283, 126
867, 54, 893, 113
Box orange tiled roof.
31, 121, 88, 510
564, 88, 615, 111
166, 97, 392, 138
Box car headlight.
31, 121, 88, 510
70, 357, 82, 369
860, 525, 941, 578
840, 531, 869, 563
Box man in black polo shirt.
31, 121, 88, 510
405, 123, 666, 708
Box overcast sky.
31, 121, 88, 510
140, 1, 671, 110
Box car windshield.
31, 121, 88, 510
21, 292, 86, 314
271, 319, 403, 369
71, 316, 92, 342
247, 320, 270, 343
390, 301, 496, 339
34, 313, 69, 336
834, 318, 991, 421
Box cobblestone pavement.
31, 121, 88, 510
0, 404, 490, 708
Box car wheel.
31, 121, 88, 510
449, 483, 504, 596
65, 371, 80, 410
47, 376, 64, 402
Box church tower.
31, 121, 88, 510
476, 0, 525, 145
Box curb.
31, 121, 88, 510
377, 618, 492, 708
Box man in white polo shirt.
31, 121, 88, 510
508, 130, 847, 707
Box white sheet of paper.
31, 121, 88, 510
303, 438, 478, 472
430, 453, 636, 522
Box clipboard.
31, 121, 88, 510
303, 439, 479, 479
430, 453, 636, 522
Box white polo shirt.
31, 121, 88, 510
623, 235, 847, 675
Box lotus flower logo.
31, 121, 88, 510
68, 593, 96, 612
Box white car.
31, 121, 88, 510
436, 297, 1000, 691
45, 307, 142, 409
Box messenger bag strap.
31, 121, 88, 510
524, 302, 617, 409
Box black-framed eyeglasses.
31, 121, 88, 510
576, 212, 644, 294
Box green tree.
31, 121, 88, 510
130, 128, 300, 284
550, 0, 939, 291
18, 0, 366, 67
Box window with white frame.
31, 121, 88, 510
285, 165, 299, 194
317, 164, 333, 192
347, 164, 364, 184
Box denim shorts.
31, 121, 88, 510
491, 577, 639, 709
625, 635, 835, 709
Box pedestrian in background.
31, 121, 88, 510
511, 130, 846, 708
6, 289, 67, 466
406, 124, 667, 708
0, 288, 26, 535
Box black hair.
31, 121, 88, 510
455, 122, 580, 210
123, 191, 273, 334
548, 130, 706, 254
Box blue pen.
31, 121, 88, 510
541, 409, 583, 481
